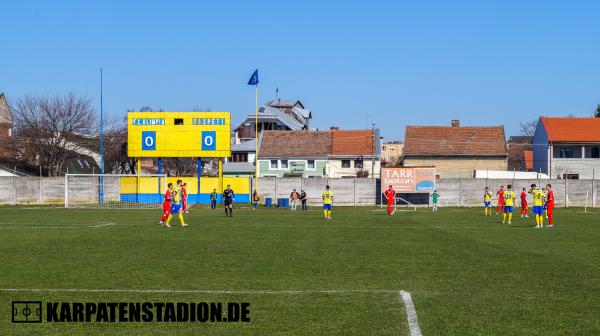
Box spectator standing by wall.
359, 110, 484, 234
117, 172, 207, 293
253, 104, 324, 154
300, 190, 307, 210
210, 188, 218, 210
290, 189, 300, 211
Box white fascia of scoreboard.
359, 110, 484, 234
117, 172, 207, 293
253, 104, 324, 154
127, 112, 231, 158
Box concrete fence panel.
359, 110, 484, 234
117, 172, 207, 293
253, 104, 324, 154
1, 176, 599, 207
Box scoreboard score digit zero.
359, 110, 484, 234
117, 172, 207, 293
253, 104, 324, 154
127, 112, 231, 158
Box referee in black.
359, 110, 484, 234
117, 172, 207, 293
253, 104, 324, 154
223, 184, 235, 217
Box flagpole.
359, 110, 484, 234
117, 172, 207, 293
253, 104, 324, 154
255, 83, 259, 194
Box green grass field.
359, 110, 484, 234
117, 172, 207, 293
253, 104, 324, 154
1, 205, 600, 335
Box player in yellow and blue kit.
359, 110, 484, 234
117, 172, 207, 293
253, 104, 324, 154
322, 185, 333, 220
529, 184, 545, 229
483, 187, 492, 216
502, 184, 516, 224
165, 179, 188, 227
541, 188, 549, 218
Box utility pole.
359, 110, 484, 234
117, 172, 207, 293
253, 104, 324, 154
371, 122, 376, 179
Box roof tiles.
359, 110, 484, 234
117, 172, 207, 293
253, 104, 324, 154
259, 131, 331, 158
331, 130, 375, 156
540, 117, 600, 142
259, 129, 377, 158
404, 125, 507, 156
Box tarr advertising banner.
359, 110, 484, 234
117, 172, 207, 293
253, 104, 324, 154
381, 167, 436, 192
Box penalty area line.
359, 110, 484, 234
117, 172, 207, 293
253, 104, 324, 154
1, 288, 424, 334
0, 288, 397, 295
400, 290, 423, 336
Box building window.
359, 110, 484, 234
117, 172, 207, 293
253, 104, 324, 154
280, 160, 288, 169
270, 160, 277, 169
559, 148, 574, 158
341, 160, 351, 168
354, 159, 363, 168
174, 118, 184, 125
307, 160, 315, 169
230, 153, 248, 162
591, 147, 600, 158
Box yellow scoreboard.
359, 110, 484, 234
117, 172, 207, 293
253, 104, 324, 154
127, 112, 231, 158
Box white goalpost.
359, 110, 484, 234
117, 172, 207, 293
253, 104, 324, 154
394, 196, 417, 212
65, 174, 167, 209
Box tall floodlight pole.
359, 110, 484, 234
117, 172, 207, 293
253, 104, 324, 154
99, 68, 105, 205
100, 68, 104, 175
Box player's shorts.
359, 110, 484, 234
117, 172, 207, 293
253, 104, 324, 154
521, 201, 528, 208
497, 200, 504, 205
163, 202, 172, 213
323, 204, 332, 210
224, 199, 233, 206
170, 203, 182, 214
543, 204, 547, 210
484, 201, 491, 207
503, 205, 514, 213
533, 206, 543, 215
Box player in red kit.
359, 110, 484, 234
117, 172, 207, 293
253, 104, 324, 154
159, 183, 174, 225
520, 188, 529, 218
384, 185, 396, 216
545, 184, 555, 228
181, 182, 188, 213
496, 186, 505, 214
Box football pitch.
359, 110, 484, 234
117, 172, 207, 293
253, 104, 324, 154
1, 206, 599, 335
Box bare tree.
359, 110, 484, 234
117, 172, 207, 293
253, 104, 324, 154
162, 158, 199, 176
102, 119, 138, 174
12, 94, 96, 176
190, 106, 212, 112
595, 104, 600, 118
519, 119, 538, 136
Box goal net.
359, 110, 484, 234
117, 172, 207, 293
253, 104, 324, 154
65, 174, 167, 208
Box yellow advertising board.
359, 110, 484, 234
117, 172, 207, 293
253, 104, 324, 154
127, 112, 231, 158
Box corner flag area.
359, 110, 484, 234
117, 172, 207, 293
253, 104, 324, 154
1, 207, 599, 335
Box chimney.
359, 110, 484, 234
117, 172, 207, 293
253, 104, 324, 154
330, 126, 339, 131
451, 119, 460, 127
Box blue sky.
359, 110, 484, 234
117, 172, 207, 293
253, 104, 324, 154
1, 1, 599, 140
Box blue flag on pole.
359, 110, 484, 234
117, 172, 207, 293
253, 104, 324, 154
247, 69, 259, 86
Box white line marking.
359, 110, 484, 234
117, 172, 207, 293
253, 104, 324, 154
400, 290, 423, 336
88, 223, 115, 228
0, 222, 117, 229
0, 288, 397, 294
2, 287, 422, 334
30, 223, 116, 229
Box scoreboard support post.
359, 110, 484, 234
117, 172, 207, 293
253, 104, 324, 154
218, 158, 223, 193
197, 158, 202, 205
157, 158, 163, 194
136, 158, 141, 203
